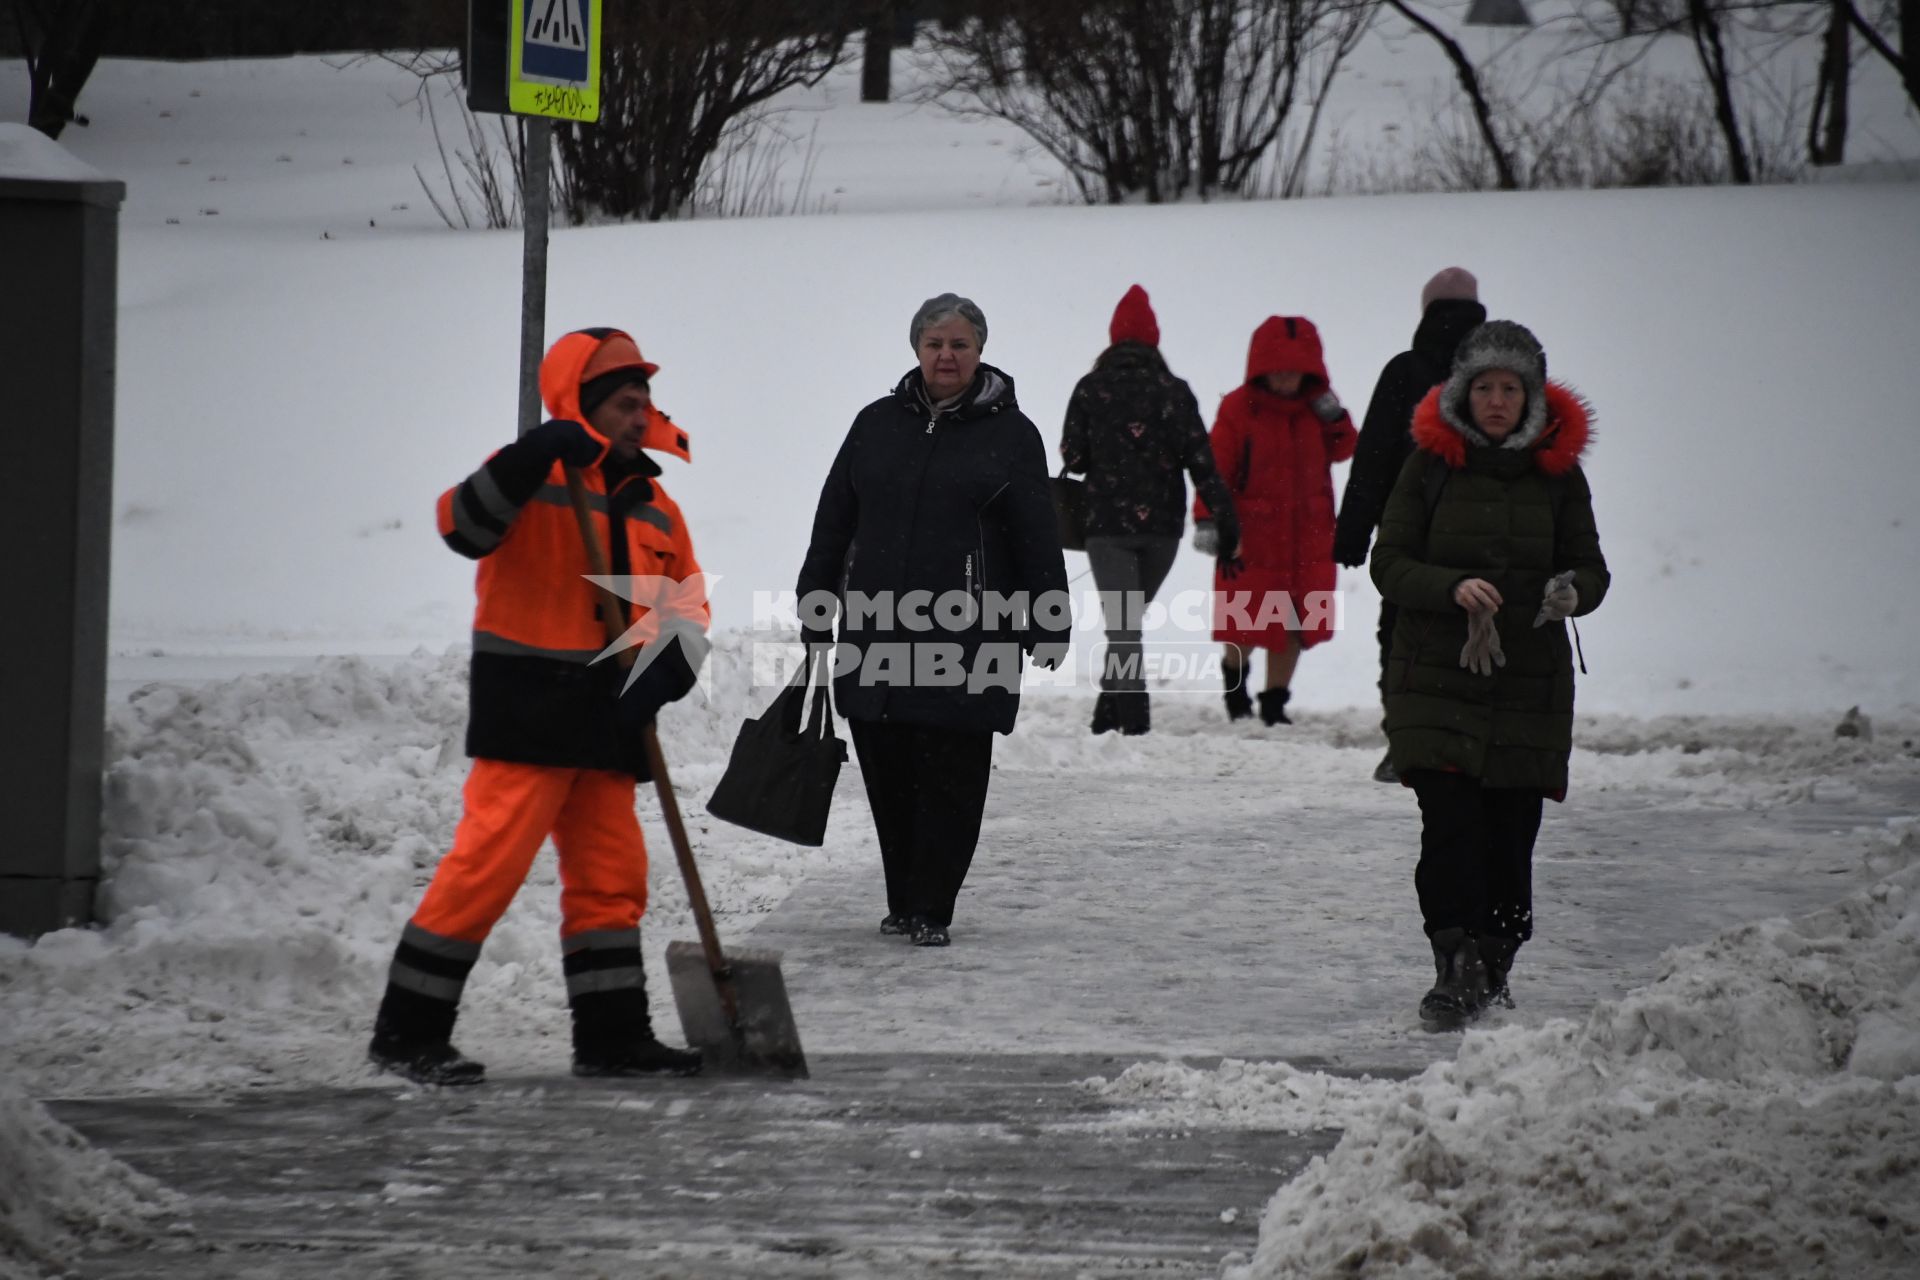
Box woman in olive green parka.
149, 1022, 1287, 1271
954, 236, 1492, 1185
1370, 320, 1608, 1031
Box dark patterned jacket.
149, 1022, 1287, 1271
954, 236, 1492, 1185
1060, 343, 1236, 543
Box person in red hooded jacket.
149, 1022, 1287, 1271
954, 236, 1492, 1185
1194, 316, 1357, 725
367, 327, 709, 1086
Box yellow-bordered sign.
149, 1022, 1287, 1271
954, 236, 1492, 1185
509, 0, 602, 123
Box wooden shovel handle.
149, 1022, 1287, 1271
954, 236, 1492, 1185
561, 466, 738, 1025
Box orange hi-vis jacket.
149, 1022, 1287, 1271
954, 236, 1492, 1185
436, 328, 708, 778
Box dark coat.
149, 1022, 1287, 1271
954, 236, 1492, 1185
797, 365, 1071, 736
1059, 342, 1235, 541
1333, 299, 1487, 567
1371, 381, 1610, 794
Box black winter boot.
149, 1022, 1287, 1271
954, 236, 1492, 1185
1478, 934, 1521, 1009
1224, 684, 1254, 722
1116, 691, 1151, 736
1418, 927, 1489, 1032
1091, 692, 1119, 735
368, 983, 486, 1087
570, 987, 703, 1077
1258, 687, 1293, 726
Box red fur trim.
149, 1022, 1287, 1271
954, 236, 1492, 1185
1532, 383, 1593, 476
1410, 386, 1465, 469
1411, 381, 1593, 474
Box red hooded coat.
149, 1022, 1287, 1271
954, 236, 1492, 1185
1196, 316, 1357, 650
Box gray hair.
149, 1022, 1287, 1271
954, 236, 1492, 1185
909, 293, 988, 351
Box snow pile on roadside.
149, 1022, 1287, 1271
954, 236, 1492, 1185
1091, 822, 1920, 1278
0, 640, 848, 1097
0, 1080, 181, 1280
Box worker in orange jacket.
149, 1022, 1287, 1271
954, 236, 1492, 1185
369, 327, 709, 1085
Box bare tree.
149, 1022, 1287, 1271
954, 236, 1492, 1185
1383, 0, 1521, 189
1682, 0, 1757, 180
554, 0, 857, 223
1906, 0, 1920, 110
1808, 0, 1852, 163
1842, 0, 1916, 114
1282, 0, 1375, 196
1576, 0, 1830, 183
861, 2, 898, 101
10, 0, 103, 138
918, 0, 1352, 204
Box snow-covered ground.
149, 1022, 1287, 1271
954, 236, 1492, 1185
3, 31, 1919, 1280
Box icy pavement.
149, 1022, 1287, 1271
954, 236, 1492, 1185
748, 725, 1920, 1073
50, 1053, 1337, 1278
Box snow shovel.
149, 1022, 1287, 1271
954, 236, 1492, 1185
562, 465, 808, 1078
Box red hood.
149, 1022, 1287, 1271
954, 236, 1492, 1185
1411, 380, 1592, 475
538, 328, 690, 463
1244, 316, 1330, 390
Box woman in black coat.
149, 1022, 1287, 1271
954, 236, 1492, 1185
1061, 284, 1238, 736
796, 292, 1070, 947
1335, 268, 1487, 782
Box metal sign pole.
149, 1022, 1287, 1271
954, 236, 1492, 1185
518, 116, 552, 437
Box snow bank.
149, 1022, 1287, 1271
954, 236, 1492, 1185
1089, 822, 1920, 1278
0, 639, 850, 1097
0, 1081, 180, 1280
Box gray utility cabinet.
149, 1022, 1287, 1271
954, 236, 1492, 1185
0, 126, 124, 938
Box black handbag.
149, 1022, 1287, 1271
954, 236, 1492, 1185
1052, 467, 1087, 552
706, 653, 846, 847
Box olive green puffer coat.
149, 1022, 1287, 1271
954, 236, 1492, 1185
1371, 380, 1609, 794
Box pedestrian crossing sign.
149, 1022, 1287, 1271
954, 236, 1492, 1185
509, 0, 601, 122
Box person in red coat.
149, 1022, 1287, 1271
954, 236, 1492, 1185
1194, 316, 1357, 724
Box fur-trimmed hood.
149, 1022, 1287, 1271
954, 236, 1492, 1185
1411, 379, 1593, 475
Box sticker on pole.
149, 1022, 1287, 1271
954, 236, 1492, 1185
509, 0, 601, 123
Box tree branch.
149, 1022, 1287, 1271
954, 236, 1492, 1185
1383, 0, 1519, 190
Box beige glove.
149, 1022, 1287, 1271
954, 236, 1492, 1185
1460, 609, 1506, 677
1533, 571, 1578, 627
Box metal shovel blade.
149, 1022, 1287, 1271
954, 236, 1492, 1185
665, 940, 808, 1078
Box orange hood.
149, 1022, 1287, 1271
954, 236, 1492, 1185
538, 328, 691, 464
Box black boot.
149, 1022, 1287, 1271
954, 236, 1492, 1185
1091, 692, 1119, 735
570, 986, 702, 1077
1116, 691, 1151, 736
1418, 927, 1489, 1032
1258, 687, 1292, 726
1478, 934, 1520, 1009
1224, 684, 1254, 722
368, 983, 486, 1086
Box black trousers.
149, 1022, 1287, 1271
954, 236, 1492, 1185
1407, 770, 1543, 944
849, 718, 995, 928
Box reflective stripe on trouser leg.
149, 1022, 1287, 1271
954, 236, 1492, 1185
552, 768, 648, 938
411, 758, 578, 944
561, 926, 645, 1000
386, 921, 485, 1003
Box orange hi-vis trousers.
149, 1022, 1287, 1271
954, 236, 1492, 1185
411, 759, 648, 946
